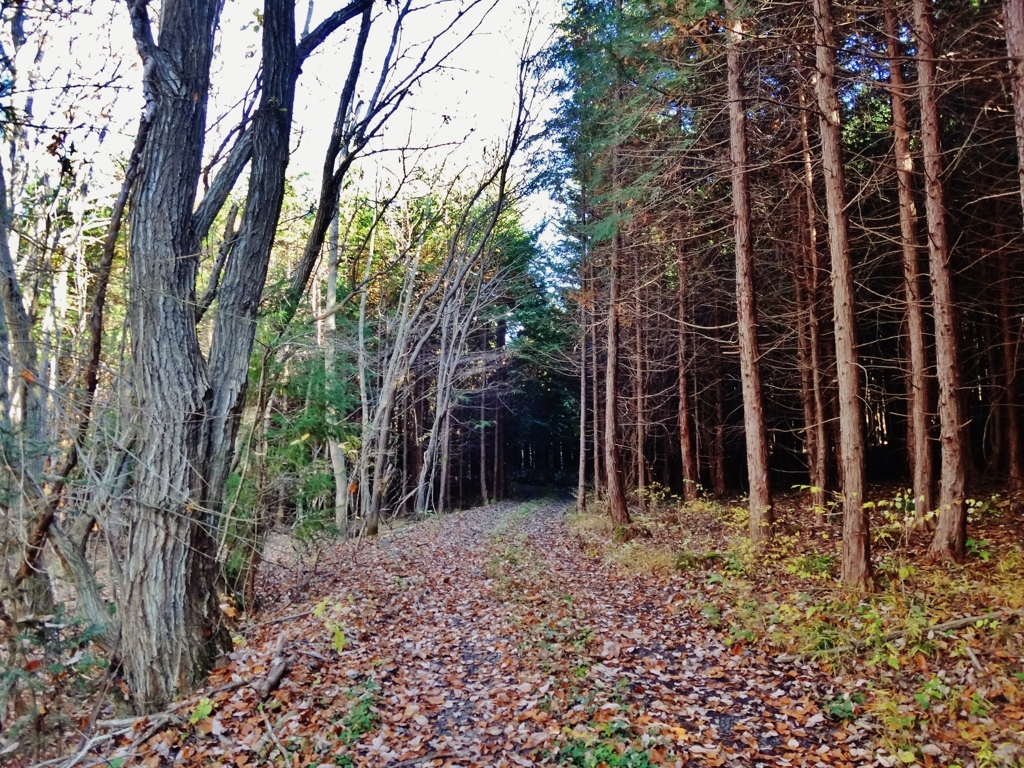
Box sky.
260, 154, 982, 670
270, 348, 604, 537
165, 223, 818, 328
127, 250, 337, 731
7, 0, 564, 237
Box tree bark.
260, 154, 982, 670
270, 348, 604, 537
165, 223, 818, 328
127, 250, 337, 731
578, 309, 587, 511
711, 317, 728, 499
726, 0, 772, 545
121, 0, 227, 711
326, 214, 350, 533
591, 290, 603, 496
1005, 0, 1024, 224
915, 0, 968, 561
798, 92, 829, 519
812, 0, 872, 588
604, 175, 631, 527
677, 250, 699, 502
480, 360, 488, 505
885, 0, 933, 519
996, 227, 1023, 489
205, 0, 298, 513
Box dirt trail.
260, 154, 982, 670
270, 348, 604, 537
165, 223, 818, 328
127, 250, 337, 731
111, 500, 874, 767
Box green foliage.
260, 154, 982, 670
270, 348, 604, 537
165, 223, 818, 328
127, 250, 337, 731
965, 537, 991, 562
189, 697, 215, 724
789, 553, 836, 578
313, 598, 348, 654
556, 719, 661, 767
822, 691, 865, 721
336, 680, 379, 746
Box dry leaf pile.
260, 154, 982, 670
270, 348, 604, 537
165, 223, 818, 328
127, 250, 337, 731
46, 498, 914, 768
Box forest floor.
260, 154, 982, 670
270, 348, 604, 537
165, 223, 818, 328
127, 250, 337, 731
24, 493, 1024, 768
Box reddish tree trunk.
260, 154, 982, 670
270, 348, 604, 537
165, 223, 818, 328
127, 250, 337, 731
886, 0, 934, 519
578, 297, 588, 511
914, 0, 968, 561
1005, 0, 1024, 223
996, 232, 1023, 489
634, 249, 646, 508
591, 282, 603, 496
812, 0, 872, 588
677, 250, 699, 502
798, 96, 829, 520
605, 223, 631, 526
727, 0, 772, 544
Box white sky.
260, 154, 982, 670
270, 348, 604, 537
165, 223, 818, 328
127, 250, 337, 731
7, 0, 562, 232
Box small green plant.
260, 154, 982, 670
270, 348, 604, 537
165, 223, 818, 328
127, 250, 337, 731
965, 537, 991, 562
822, 691, 865, 720
673, 549, 702, 571
313, 598, 347, 653
336, 680, 379, 746
914, 675, 950, 709
555, 720, 662, 768
701, 604, 722, 626
724, 551, 744, 573
789, 553, 836, 578
189, 697, 214, 724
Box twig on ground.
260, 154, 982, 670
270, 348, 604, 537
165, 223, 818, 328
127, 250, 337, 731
253, 609, 313, 629
259, 634, 292, 699
389, 751, 458, 767
263, 709, 294, 767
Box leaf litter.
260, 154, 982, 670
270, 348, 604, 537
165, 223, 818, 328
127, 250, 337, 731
48, 497, 1022, 767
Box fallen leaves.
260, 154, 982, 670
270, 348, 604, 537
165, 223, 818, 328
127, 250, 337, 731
36, 497, 1024, 768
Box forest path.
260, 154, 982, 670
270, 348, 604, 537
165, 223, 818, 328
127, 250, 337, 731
127, 499, 874, 767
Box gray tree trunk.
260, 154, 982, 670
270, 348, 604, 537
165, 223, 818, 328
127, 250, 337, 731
121, 0, 227, 711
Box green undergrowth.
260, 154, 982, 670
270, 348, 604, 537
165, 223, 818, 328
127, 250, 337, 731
571, 487, 1024, 765
554, 718, 677, 767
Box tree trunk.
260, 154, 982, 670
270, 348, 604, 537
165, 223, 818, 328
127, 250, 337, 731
996, 229, 1023, 489
578, 317, 587, 511
792, 229, 821, 521
885, 0, 933, 519
677, 250, 698, 502
121, 0, 227, 711
205, 0, 298, 511
326, 215, 350, 533
1005, 0, 1024, 224
480, 364, 488, 505
915, 0, 968, 561
439, 410, 451, 513
494, 318, 506, 501
605, 223, 630, 526
633, 250, 645, 508
798, 92, 829, 519
711, 317, 728, 498
812, 0, 872, 588
726, 0, 772, 545
591, 293, 603, 496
